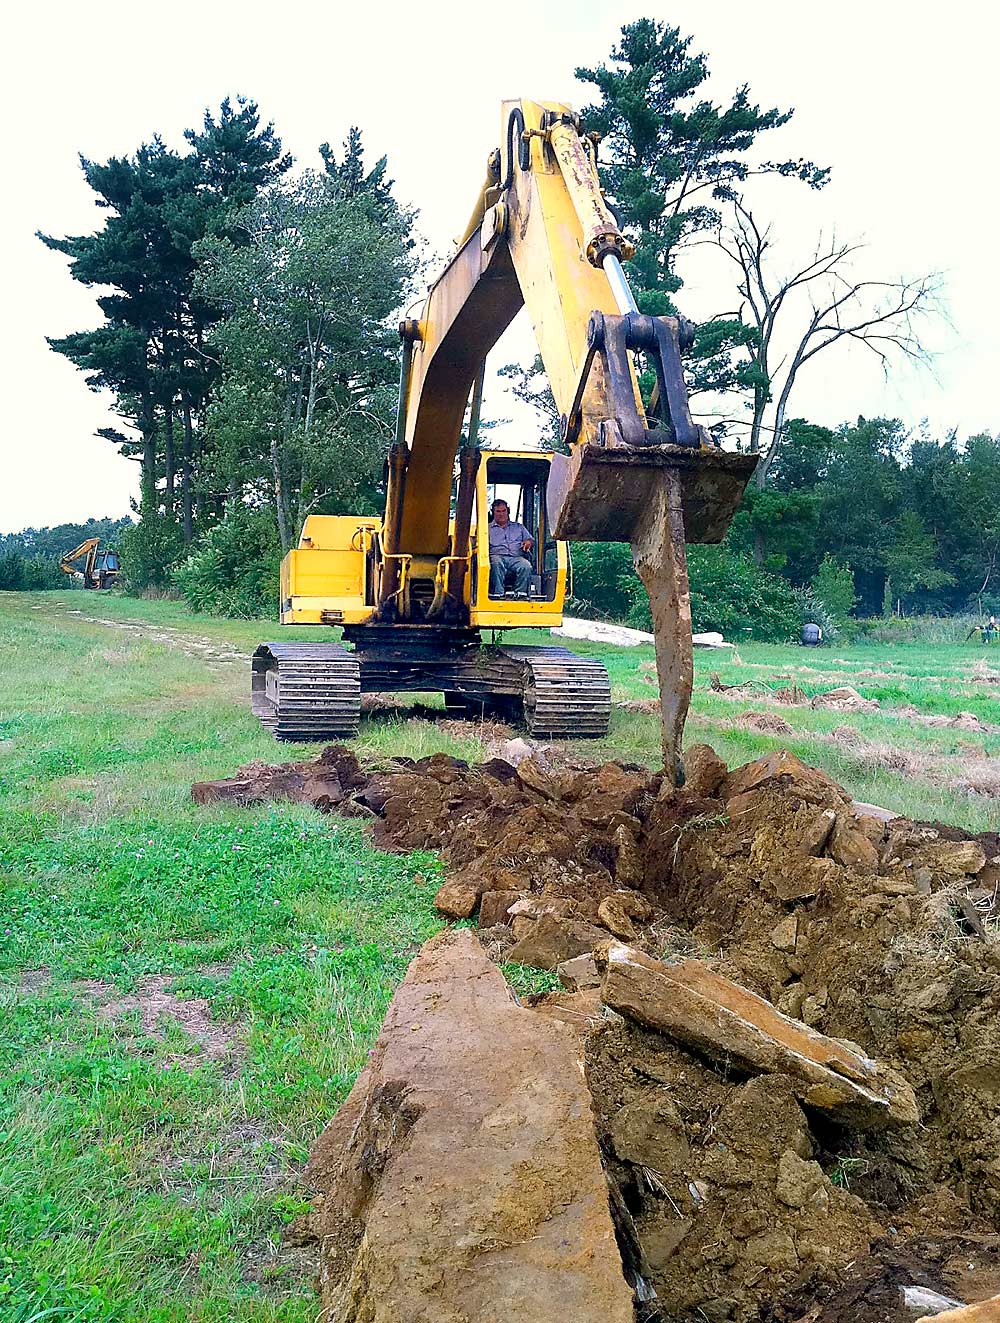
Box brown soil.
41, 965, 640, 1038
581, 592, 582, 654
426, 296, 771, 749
196, 743, 1000, 1320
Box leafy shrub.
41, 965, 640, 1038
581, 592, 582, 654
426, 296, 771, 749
569, 541, 803, 643
22, 556, 66, 590
119, 516, 185, 593
624, 546, 803, 642
566, 542, 637, 621
0, 553, 65, 590
685, 547, 803, 642
811, 554, 856, 623
173, 508, 281, 618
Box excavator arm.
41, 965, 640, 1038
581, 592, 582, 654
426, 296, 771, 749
60, 538, 101, 585
383, 99, 756, 781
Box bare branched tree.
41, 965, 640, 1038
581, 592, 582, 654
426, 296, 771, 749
718, 200, 941, 485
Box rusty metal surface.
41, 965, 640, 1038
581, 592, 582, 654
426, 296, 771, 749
549, 442, 758, 544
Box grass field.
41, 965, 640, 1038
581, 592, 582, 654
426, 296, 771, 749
1, 590, 998, 1320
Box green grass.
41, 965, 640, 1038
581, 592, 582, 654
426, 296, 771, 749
0, 592, 445, 1321
1, 590, 997, 1319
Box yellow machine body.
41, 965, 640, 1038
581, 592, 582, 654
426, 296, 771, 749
280, 449, 569, 630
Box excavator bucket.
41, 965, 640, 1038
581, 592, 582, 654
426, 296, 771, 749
548, 440, 757, 545
550, 441, 756, 787
547, 310, 759, 785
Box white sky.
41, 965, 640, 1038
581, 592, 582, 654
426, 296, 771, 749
3, 0, 997, 533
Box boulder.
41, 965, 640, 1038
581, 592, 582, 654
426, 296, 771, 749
680, 744, 727, 799
478, 890, 522, 928
922, 839, 988, 879
799, 808, 837, 856
508, 895, 578, 921
557, 953, 601, 992
827, 814, 881, 871
770, 855, 838, 903
433, 880, 479, 920
303, 930, 632, 1323
597, 895, 638, 941
722, 749, 849, 809
769, 915, 798, 953
597, 945, 918, 1130
933, 1296, 1000, 1321
507, 914, 608, 971
612, 823, 644, 888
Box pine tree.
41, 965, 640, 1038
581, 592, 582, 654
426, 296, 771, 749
39, 99, 291, 561
576, 19, 828, 397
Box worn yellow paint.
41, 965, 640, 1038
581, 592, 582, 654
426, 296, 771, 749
279, 451, 570, 628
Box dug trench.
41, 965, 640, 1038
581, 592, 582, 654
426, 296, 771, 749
193, 744, 1000, 1322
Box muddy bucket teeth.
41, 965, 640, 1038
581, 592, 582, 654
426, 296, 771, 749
549, 441, 758, 545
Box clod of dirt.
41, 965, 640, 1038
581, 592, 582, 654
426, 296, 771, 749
297, 928, 633, 1322
740, 709, 796, 734
811, 686, 880, 713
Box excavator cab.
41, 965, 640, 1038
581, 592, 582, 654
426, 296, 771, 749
478, 452, 558, 604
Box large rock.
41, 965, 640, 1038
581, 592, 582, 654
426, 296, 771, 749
827, 813, 881, 870
433, 880, 478, 919
191, 744, 367, 811
304, 929, 632, 1322
722, 749, 850, 809
934, 1296, 1000, 1321
679, 743, 727, 798
507, 913, 608, 971
598, 944, 917, 1130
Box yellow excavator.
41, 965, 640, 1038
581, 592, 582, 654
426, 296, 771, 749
252, 98, 756, 782
60, 538, 121, 590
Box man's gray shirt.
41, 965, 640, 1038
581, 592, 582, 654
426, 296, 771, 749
488, 520, 531, 558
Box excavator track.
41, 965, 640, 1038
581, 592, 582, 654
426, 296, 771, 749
499, 646, 611, 739
252, 643, 361, 741
250, 639, 610, 742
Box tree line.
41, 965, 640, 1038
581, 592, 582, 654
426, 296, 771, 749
569, 417, 1000, 639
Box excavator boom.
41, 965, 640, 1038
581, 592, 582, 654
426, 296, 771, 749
385, 99, 756, 779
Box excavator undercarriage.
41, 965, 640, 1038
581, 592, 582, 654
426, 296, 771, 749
252, 632, 611, 742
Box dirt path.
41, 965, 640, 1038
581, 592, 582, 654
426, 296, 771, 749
32, 600, 247, 670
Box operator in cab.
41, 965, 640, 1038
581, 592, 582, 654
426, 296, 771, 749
488, 499, 534, 597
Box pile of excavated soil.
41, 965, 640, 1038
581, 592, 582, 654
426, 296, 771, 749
194, 744, 1000, 1320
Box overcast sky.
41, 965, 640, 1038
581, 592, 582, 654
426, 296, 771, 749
3, 0, 997, 533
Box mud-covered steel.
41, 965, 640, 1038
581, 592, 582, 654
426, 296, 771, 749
631, 470, 693, 786
549, 442, 758, 545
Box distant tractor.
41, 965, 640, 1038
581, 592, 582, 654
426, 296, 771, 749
60, 538, 121, 590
